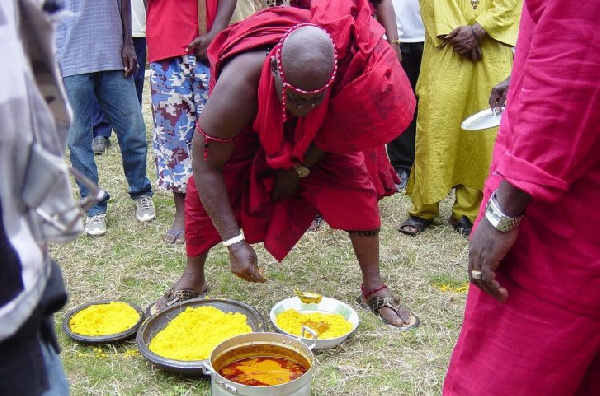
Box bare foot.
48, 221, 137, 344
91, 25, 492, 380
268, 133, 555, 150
163, 229, 185, 244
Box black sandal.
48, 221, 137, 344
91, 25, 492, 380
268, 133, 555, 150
398, 216, 432, 236
451, 216, 472, 237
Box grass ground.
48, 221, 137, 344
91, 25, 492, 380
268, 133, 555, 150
49, 88, 470, 396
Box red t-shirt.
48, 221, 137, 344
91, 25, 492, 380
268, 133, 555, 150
146, 0, 217, 62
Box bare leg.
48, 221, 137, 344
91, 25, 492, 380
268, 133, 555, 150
163, 192, 186, 243
349, 232, 412, 326
154, 253, 208, 312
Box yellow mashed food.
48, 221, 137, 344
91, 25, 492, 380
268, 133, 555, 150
149, 306, 252, 361
69, 301, 140, 336
276, 309, 353, 339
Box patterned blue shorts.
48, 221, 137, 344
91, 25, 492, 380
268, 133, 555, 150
150, 55, 209, 193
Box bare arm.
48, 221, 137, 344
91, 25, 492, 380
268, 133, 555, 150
120, 0, 137, 77
192, 50, 266, 282
375, 0, 402, 61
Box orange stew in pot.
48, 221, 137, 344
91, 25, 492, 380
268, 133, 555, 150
219, 356, 308, 386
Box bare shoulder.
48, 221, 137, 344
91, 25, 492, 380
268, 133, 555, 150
214, 50, 266, 99
199, 50, 267, 138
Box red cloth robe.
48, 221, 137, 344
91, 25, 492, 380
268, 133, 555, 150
444, 1, 600, 394
185, 0, 415, 261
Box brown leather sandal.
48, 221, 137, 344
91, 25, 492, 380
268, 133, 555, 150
146, 287, 207, 316
356, 285, 420, 330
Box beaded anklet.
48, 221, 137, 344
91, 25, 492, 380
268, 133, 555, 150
361, 284, 388, 299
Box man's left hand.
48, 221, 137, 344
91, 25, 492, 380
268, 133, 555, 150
468, 219, 519, 303
272, 168, 301, 201
447, 25, 480, 59
187, 32, 217, 59
122, 43, 138, 78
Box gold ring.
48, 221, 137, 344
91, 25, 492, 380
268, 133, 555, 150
471, 270, 482, 280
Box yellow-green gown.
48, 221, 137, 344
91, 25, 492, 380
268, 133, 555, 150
407, 0, 521, 222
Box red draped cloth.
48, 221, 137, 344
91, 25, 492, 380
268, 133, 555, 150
444, 2, 600, 395
186, 0, 415, 261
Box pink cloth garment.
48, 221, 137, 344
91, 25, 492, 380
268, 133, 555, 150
444, 1, 600, 395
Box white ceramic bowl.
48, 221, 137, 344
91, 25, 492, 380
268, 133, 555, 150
269, 297, 360, 350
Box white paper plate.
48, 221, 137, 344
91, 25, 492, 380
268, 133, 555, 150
270, 297, 360, 350
461, 108, 504, 131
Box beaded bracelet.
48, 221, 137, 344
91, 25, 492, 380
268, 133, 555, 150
196, 124, 237, 160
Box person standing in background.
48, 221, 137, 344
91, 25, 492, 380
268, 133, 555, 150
398, 0, 521, 237
147, 0, 237, 244
92, 0, 147, 155
385, 0, 424, 191
57, 0, 155, 237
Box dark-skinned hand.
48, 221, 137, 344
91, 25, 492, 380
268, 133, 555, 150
122, 43, 138, 78
187, 32, 217, 60
447, 25, 480, 60
468, 218, 520, 302
272, 168, 301, 201
489, 77, 510, 111
228, 241, 267, 283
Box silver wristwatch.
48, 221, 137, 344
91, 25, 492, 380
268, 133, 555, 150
485, 190, 524, 232
293, 163, 310, 178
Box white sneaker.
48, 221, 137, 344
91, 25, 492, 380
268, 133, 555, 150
85, 214, 107, 236
135, 195, 155, 222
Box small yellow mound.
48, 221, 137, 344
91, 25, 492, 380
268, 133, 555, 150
69, 301, 140, 336
276, 309, 353, 340
149, 306, 251, 361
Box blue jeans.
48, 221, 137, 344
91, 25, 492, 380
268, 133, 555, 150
63, 71, 153, 216
40, 334, 69, 396
93, 37, 146, 138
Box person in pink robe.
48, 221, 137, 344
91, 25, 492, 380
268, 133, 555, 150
443, 0, 600, 394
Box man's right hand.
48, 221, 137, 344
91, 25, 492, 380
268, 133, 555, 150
228, 241, 267, 283
489, 77, 510, 111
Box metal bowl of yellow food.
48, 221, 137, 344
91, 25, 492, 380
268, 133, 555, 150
136, 298, 267, 376
269, 297, 360, 350
63, 300, 145, 344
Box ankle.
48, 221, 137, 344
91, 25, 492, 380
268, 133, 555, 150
361, 283, 388, 298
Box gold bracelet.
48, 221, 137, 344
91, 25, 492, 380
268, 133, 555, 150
388, 39, 401, 45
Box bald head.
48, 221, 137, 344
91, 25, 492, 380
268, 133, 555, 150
280, 25, 335, 91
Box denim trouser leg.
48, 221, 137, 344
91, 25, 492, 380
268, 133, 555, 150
133, 37, 147, 104
40, 334, 70, 396
63, 74, 109, 216
92, 97, 112, 138
95, 70, 152, 200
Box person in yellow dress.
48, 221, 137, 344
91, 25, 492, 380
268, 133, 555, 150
399, 0, 521, 237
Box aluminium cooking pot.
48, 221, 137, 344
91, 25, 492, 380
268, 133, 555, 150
204, 328, 317, 396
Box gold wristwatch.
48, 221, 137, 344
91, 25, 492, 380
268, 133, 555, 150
293, 163, 310, 178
